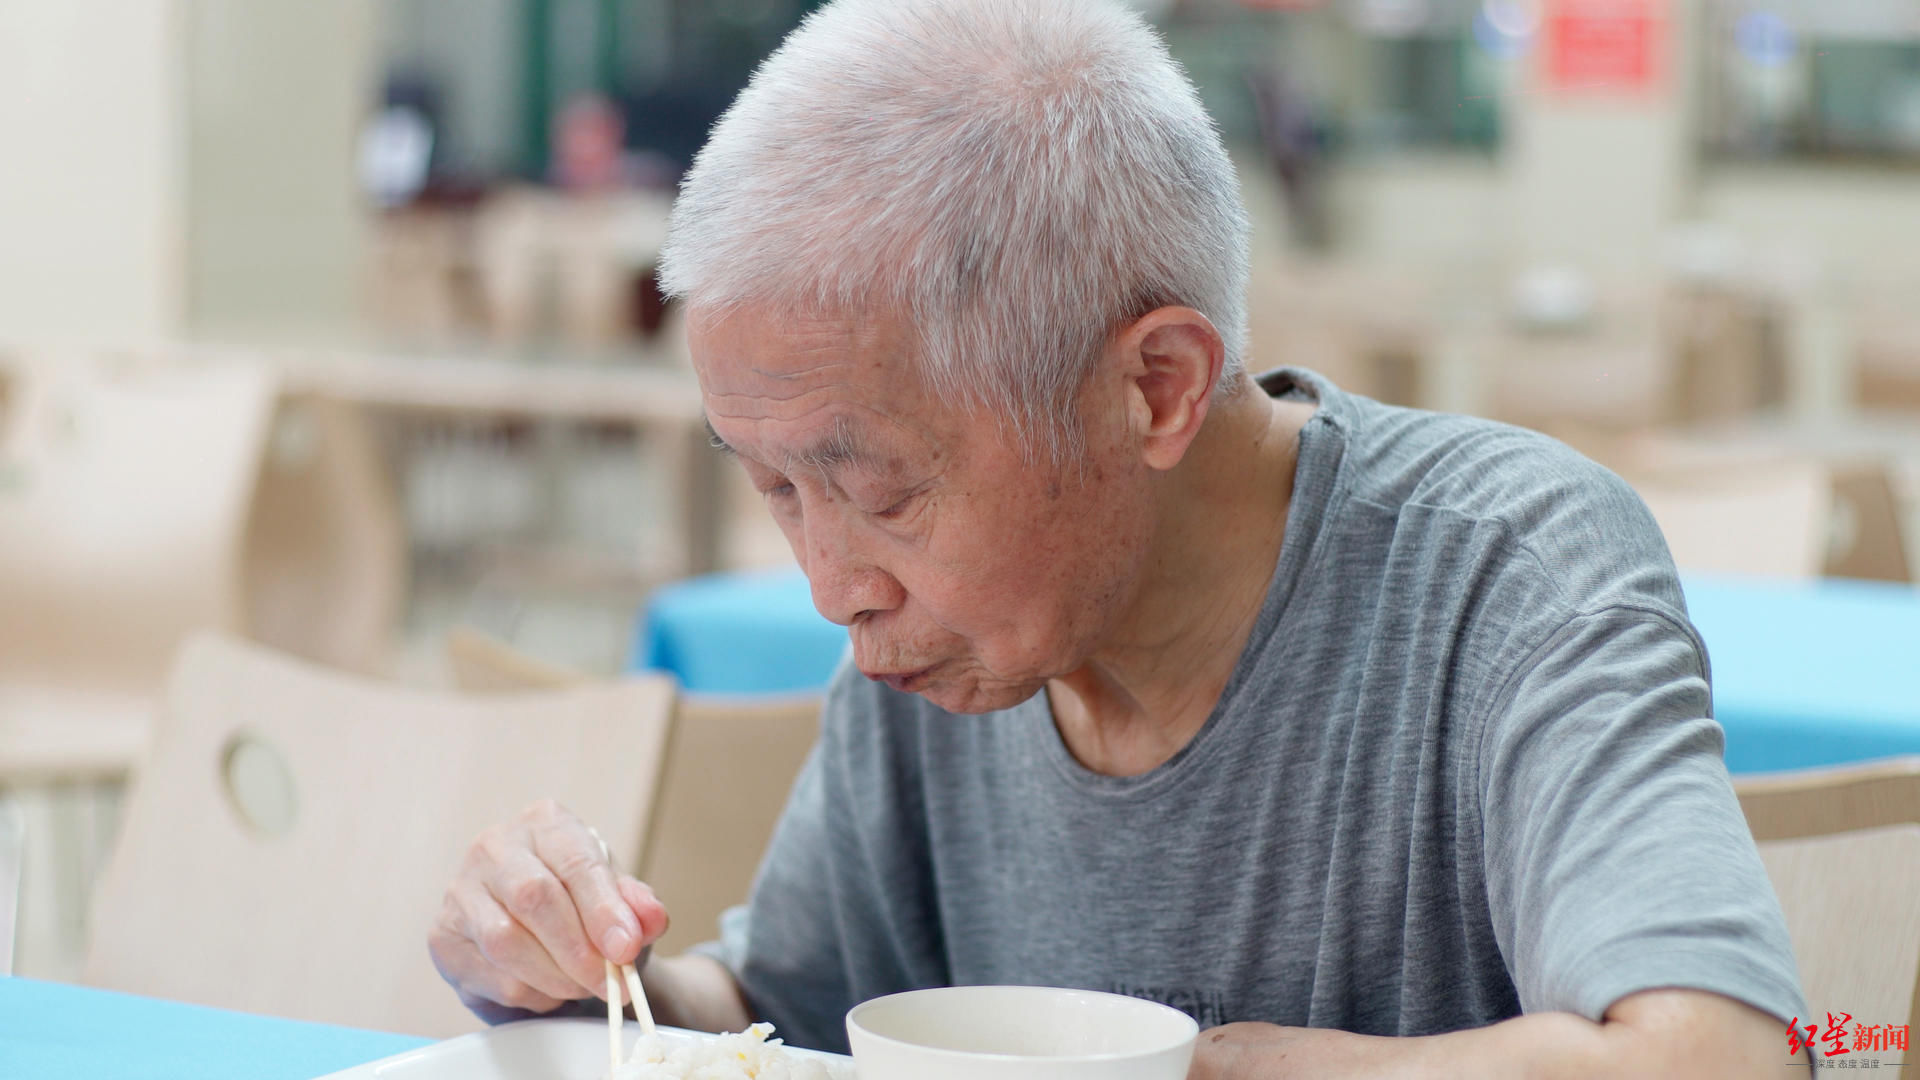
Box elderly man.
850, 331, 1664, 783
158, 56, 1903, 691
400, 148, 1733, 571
430, 1, 1809, 1075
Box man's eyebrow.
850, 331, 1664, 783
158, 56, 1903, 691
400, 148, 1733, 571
786, 416, 874, 473
702, 415, 885, 475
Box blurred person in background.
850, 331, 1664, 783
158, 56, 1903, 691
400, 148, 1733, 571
430, 1, 1810, 1075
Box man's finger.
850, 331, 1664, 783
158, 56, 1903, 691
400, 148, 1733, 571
433, 926, 570, 1016
533, 820, 643, 964
617, 876, 671, 951
458, 873, 596, 1003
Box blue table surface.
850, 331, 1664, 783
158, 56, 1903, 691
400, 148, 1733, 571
636, 567, 847, 695
1682, 573, 1920, 774
0, 976, 431, 1080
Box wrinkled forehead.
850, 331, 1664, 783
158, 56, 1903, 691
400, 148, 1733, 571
687, 303, 952, 470
688, 303, 922, 391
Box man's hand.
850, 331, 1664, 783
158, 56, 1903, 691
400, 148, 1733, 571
428, 799, 668, 1024
1187, 989, 1807, 1079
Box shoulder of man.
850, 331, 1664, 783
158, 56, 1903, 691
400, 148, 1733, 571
1339, 398, 1686, 620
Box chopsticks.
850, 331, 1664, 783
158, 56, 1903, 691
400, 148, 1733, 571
606, 964, 624, 1075
594, 830, 657, 1077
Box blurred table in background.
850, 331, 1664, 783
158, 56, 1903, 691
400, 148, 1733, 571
0, 977, 428, 1080
268, 348, 723, 582
1684, 574, 1920, 775
634, 568, 846, 695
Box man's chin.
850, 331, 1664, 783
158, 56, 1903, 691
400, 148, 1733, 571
913, 678, 1041, 716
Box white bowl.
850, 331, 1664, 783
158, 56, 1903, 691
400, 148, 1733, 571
845, 985, 1200, 1080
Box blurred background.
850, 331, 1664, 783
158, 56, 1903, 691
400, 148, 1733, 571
2, 0, 1918, 1045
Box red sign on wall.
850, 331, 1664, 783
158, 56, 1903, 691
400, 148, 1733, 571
1544, 0, 1666, 93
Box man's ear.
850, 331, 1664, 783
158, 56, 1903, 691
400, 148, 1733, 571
1118, 306, 1225, 471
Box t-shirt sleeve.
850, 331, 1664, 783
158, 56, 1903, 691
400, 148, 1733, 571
688, 662, 943, 1054
1478, 606, 1807, 1027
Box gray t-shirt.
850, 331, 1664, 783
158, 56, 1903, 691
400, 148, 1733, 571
699, 368, 1806, 1055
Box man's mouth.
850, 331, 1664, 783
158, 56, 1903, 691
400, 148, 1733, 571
863, 665, 935, 693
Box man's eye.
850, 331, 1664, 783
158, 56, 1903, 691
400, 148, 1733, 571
763, 482, 796, 500
875, 492, 919, 520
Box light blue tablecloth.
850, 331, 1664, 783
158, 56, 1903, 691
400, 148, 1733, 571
0, 976, 430, 1080
635, 568, 847, 694
1682, 573, 1920, 775
632, 568, 1920, 774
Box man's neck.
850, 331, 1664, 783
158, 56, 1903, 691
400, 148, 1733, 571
1046, 380, 1315, 777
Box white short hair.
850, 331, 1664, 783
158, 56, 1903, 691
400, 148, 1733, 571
658, 0, 1251, 461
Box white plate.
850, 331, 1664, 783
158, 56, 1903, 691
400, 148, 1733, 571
315, 1017, 856, 1080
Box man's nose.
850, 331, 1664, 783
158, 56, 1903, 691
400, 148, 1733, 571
799, 513, 904, 627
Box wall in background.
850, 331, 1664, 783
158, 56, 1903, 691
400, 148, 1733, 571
184, 0, 375, 339
0, 2, 184, 342
1699, 165, 1920, 305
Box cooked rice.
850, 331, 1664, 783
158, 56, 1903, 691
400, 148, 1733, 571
607, 1023, 840, 1080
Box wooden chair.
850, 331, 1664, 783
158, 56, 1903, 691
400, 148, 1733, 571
444, 626, 581, 693
1857, 309, 1920, 414
641, 693, 821, 956
1828, 463, 1912, 584
1578, 430, 1910, 584
1736, 758, 1920, 1065
0, 354, 278, 779
445, 628, 822, 957
84, 634, 676, 1038
241, 393, 407, 674
0, 355, 409, 777
0, 355, 271, 978
0, 351, 408, 983
1627, 460, 1834, 580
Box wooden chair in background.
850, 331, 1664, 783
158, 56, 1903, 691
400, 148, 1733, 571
1735, 758, 1920, 1065
0, 354, 281, 980
444, 625, 580, 693
1571, 427, 1913, 584
1630, 460, 1834, 580
0, 354, 278, 779
641, 693, 821, 957
242, 393, 407, 675
445, 628, 822, 957
84, 634, 676, 1037
0, 353, 408, 781
1828, 463, 1913, 584
0, 351, 408, 981
1857, 306, 1920, 414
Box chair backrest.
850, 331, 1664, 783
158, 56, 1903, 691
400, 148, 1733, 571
1629, 459, 1832, 579
1736, 758, 1920, 1062
240, 394, 407, 674
640, 694, 821, 957
84, 634, 675, 1037
0, 798, 20, 976
445, 626, 581, 693
0, 354, 276, 692
1827, 463, 1912, 584
444, 628, 822, 957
